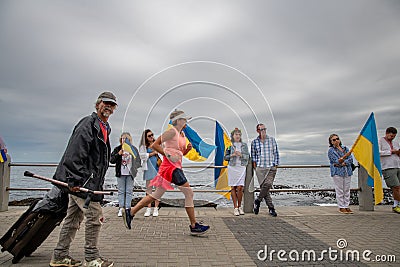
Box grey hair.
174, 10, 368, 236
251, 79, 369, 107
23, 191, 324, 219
95, 98, 102, 110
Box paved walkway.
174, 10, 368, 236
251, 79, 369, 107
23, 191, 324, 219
0, 205, 399, 266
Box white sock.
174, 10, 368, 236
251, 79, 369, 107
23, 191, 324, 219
394, 200, 399, 207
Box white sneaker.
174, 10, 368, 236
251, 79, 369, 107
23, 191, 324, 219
117, 208, 123, 217
144, 207, 151, 217
153, 207, 159, 217
234, 208, 240, 216
238, 207, 245, 215
83, 257, 113, 267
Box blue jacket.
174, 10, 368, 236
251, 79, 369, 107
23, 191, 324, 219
328, 146, 353, 177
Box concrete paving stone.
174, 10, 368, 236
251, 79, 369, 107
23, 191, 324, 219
0, 206, 398, 266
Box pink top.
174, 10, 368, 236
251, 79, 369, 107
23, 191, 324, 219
149, 127, 187, 190
163, 127, 187, 169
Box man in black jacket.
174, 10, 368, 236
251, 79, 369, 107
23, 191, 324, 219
50, 92, 117, 267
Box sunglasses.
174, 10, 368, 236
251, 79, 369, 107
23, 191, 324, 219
331, 138, 340, 142
258, 128, 267, 131
102, 101, 117, 106
147, 134, 154, 138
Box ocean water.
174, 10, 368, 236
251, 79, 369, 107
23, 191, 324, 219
8, 165, 359, 207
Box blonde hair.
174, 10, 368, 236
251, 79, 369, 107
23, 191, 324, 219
120, 132, 132, 144
230, 128, 242, 142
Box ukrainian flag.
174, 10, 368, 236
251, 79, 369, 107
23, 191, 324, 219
167, 122, 216, 162
351, 112, 383, 205
214, 121, 232, 199
0, 149, 7, 163
183, 124, 216, 162
122, 138, 137, 159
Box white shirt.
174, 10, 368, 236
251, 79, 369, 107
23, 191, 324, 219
379, 137, 400, 170
233, 142, 242, 166
121, 151, 133, 176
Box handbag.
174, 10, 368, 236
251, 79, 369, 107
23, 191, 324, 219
351, 163, 357, 171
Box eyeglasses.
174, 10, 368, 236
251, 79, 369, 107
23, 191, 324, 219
147, 134, 154, 138
258, 128, 267, 131
331, 138, 340, 142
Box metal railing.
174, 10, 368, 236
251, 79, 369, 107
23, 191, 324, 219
1, 156, 374, 212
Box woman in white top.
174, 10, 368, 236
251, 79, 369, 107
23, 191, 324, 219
224, 128, 250, 216
139, 129, 161, 217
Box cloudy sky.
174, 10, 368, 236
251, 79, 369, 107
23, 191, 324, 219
1, 0, 399, 164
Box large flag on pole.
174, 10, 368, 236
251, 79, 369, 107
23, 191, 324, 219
351, 112, 383, 205
183, 124, 216, 161
167, 122, 216, 162
214, 121, 232, 199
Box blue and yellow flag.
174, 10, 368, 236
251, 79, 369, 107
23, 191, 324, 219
351, 112, 383, 205
167, 122, 216, 162
0, 149, 7, 163
214, 121, 232, 199
183, 124, 216, 162
122, 138, 137, 159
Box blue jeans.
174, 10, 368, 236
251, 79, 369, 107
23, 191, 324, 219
117, 175, 134, 208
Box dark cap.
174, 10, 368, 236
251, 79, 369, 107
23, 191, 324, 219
98, 91, 117, 105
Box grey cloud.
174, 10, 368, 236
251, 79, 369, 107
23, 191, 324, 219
0, 0, 399, 164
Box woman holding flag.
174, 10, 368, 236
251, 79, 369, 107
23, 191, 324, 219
110, 132, 141, 217
122, 110, 210, 235
328, 134, 354, 214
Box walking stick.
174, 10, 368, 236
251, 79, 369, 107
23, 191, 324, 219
24, 171, 113, 208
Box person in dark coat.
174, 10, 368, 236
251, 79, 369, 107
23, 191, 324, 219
50, 92, 117, 267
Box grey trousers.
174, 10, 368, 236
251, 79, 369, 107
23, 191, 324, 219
256, 166, 277, 209
53, 195, 103, 261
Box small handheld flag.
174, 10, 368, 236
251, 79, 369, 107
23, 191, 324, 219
122, 138, 137, 159
0, 149, 7, 163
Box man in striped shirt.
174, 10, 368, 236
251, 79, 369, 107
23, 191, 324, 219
251, 123, 279, 217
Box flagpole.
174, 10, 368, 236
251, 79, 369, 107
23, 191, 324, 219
338, 134, 361, 163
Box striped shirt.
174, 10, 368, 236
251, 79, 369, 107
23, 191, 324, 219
251, 135, 279, 168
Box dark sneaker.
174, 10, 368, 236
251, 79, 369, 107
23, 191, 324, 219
83, 257, 113, 267
253, 199, 261, 215
49, 256, 82, 267
190, 222, 210, 236
269, 208, 277, 217
122, 208, 134, 229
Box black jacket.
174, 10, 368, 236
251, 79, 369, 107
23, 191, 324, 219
110, 145, 141, 178
53, 112, 111, 202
